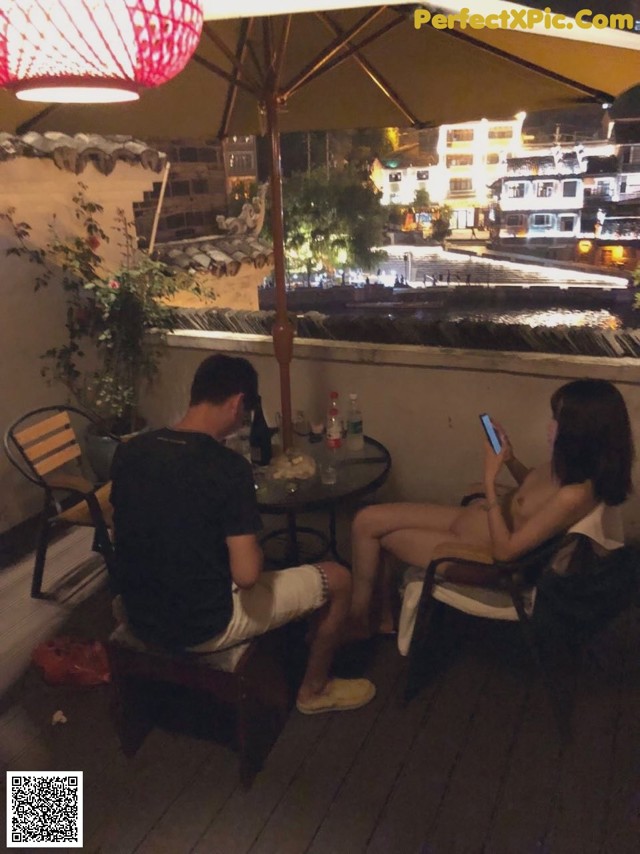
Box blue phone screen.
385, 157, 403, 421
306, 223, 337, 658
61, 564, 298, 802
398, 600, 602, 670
480, 414, 502, 454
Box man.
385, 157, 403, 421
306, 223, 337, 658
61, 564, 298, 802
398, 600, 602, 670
110, 354, 375, 714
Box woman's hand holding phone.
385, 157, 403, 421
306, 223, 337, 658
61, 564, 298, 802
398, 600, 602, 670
491, 419, 513, 463
480, 414, 511, 486
480, 413, 502, 454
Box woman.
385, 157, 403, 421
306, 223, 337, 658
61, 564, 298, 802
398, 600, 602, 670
348, 379, 634, 639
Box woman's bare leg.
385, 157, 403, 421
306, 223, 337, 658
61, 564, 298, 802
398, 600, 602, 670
349, 502, 461, 637
381, 528, 467, 568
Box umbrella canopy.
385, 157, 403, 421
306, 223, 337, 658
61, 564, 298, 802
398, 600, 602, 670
3, 6, 639, 138
2, 4, 639, 445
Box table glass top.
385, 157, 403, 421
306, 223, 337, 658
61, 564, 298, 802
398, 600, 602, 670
255, 436, 391, 511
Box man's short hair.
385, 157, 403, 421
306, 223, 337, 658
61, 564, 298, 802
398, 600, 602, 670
189, 354, 259, 410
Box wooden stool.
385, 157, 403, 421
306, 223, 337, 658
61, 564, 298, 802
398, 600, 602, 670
106, 626, 293, 788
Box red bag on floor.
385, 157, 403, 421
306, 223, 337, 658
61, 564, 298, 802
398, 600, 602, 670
32, 637, 111, 686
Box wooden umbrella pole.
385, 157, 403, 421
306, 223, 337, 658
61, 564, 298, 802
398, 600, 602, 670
264, 89, 294, 451
148, 160, 171, 255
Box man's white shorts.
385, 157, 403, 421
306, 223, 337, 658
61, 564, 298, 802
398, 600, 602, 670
186, 564, 329, 653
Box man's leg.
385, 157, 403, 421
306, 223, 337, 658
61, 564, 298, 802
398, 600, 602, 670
296, 561, 349, 702
296, 560, 375, 713
188, 563, 375, 714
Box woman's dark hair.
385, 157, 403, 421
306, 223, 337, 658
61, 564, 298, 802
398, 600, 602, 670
190, 354, 259, 410
550, 379, 634, 505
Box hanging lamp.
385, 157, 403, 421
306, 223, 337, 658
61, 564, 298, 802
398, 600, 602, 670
0, 0, 204, 103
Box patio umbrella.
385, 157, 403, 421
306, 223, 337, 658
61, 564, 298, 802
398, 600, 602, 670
2, 3, 639, 447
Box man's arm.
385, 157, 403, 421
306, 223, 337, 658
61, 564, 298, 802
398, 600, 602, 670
227, 533, 263, 589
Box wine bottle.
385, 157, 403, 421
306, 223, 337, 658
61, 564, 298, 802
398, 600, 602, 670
250, 396, 272, 466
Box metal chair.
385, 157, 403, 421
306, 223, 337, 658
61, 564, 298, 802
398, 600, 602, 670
401, 505, 637, 743
4, 404, 118, 597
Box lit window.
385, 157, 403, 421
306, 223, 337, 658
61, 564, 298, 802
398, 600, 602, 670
489, 127, 513, 139
535, 181, 555, 198
446, 129, 474, 144
506, 182, 526, 198
449, 178, 473, 194
446, 154, 474, 168
530, 213, 554, 228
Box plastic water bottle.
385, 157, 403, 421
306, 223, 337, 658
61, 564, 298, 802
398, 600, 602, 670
346, 393, 364, 451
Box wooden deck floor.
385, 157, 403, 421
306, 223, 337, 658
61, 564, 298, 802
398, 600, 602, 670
1, 524, 639, 853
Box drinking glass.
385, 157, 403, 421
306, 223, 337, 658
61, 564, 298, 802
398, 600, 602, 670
293, 410, 310, 438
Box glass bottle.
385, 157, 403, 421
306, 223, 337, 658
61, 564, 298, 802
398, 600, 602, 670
346, 393, 364, 451
325, 391, 342, 450
250, 395, 272, 466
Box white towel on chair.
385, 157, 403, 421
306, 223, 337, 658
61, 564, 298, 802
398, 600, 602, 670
567, 502, 624, 550
397, 502, 625, 656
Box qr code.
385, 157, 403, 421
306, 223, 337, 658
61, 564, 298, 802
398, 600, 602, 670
6, 772, 83, 848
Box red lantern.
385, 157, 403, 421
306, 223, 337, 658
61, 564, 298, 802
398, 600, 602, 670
0, 0, 203, 103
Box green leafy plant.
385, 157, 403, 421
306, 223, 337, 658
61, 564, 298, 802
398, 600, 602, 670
633, 265, 640, 311
279, 167, 386, 284
2, 184, 188, 434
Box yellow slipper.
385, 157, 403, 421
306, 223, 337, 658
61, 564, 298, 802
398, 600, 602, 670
296, 678, 376, 715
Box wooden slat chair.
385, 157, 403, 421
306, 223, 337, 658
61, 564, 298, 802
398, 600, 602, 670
400, 514, 637, 743
3, 405, 117, 597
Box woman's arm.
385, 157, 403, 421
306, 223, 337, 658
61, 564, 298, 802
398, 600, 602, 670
505, 456, 530, 486
485, 484, 595, 562
493, 421, 530, 486
483, 440, 595, 561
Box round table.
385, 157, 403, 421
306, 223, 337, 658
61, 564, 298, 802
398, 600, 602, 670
256, 436, 391, 567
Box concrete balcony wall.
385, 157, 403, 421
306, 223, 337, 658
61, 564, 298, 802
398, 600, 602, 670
142, 332, 640, 541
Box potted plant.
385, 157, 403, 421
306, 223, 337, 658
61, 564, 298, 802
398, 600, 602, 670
2, 184, 189, 478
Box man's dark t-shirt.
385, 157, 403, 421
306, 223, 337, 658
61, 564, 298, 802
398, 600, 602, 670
110, 428, 262, 648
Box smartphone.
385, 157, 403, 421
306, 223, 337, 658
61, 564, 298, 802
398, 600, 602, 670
479, 413, 502, 454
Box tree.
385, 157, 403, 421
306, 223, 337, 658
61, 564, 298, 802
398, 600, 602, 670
431, 205, 452, 244
281, 167, 386, 284
413, 188, 430, 209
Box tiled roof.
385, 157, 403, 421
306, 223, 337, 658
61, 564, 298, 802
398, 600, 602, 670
156, 235, 274, 278
0, 132, 167, 175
